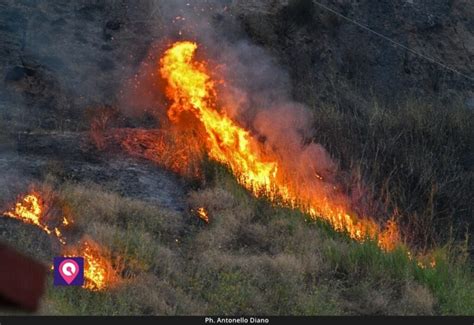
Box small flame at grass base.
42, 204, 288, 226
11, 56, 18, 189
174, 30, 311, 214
3, 191, 119, 291
2, 191, 70, 245
65, 238, 118, 291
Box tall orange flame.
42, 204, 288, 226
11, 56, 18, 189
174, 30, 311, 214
159, 41, 399, 251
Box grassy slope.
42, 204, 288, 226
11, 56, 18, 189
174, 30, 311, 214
310, 99, 473, 251
1, 1, 472, 316
0, 98, 471, 315
0, 98, 472, 315
35, 141, 472, 315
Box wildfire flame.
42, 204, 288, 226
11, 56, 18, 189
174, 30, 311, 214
66, 238, 117, 291
3, 191, 118, 290
3, 192, 69, 245
159, 41, 399, 251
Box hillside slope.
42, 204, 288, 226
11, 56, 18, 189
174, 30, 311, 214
0, 0, 472, 316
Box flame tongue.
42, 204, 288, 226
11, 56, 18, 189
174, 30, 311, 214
160, 41, 399, 251
4, 193, 48, 232
3, 192, 68, 244
83, 241, 107, 291
3, 191, 116, 290
160, 41, 280, 195
69, 239, 114, 291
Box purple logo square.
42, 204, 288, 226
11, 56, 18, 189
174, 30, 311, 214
53, 257, 84, 286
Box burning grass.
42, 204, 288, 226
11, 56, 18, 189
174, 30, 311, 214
103, 41, 403, 253
0, 175, 471, 315
86, 40, 469, 268
187, 171, 473, 315
2, 189, 71, 245
65, 238, 118, 291
107, 127, 204, 178
1, 32, 472, 318
310, 99, 473, 252
1, 187, 120, 292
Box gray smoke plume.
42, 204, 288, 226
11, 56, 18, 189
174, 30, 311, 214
0, 0, 348, 213
137, 0, 345, 204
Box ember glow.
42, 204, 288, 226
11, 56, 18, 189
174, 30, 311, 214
196, 207, 209, 223
112, 127, 203, 178
158, 41, 399, 251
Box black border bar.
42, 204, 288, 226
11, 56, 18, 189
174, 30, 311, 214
0, 316, 473, 325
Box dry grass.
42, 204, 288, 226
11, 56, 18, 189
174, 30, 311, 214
1, 97, 472, 315
0, 0, 471, 316
2, 171, 472, 315
311, 99, 473, 251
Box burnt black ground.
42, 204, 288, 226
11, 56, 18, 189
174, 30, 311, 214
0, 132, 187, 212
